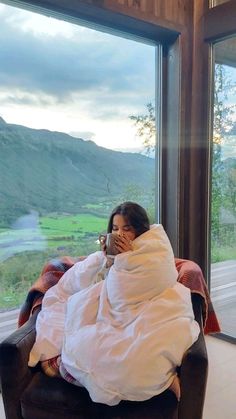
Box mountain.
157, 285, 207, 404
0, 119, 154, 227
0, 116, 7, 125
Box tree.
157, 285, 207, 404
212, 64, 236, 244
129, 103, 156, 220
129, 102, 156, 155
130, 65, 236, 253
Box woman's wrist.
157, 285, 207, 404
105, 257, 114, 268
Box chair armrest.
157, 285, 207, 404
178, 295, 208, 419
0, 308, 39, 419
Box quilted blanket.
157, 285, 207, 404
28, 225, 200, 405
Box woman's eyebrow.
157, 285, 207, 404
112, 224, 131, 228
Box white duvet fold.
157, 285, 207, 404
29, 224, 200, 405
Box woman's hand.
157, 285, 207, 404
114, 234, 133, 253
99, 233, 133, 258
105, 256, 114, 268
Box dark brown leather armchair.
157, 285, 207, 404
0, 291, 208, 419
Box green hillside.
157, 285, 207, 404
0, 117, 154, 227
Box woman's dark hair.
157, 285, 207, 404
107, 201, 150, 238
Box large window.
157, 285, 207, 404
0, 2, 158, 323
210, 37, 236, 339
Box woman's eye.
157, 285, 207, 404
123, 226, 131, 231
112, 226, 118, 231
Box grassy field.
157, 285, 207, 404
40, 213, 108, 247
0, 212, 107, 310
211, 245, 236, 263
1, 211, 236, 310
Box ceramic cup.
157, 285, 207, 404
99, 232, 120, 256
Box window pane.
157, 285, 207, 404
210, 37, 236, 339
0, 2, 157, 331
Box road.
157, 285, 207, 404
210, 260, 236, 306
210, 260, 236, 337
0, 308, 20, 342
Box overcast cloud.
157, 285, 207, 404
0, 3, 156, 148
0, 9, 155, 101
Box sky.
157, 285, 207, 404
0, 2, 156, 151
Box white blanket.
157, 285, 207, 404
29, 224, 200, 406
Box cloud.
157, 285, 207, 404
69, 131, 95, 140
0, 90, 56, 106
0, 4, 155, 119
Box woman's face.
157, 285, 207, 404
112, 214, 136, 241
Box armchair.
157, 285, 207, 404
0, 260, 209, 419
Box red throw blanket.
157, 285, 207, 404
18, 256, 220, 334
174, 258, 221, 334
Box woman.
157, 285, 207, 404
29, 202, 199, 405
99, 201, 150, 266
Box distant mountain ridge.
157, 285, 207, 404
0, 116, 7, 125
0, 118, 154, 227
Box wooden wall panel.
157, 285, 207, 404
85, 0, 192, 29
204, 1, 236, 41
9, 0, 192, 35
180, 0, 211, 272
